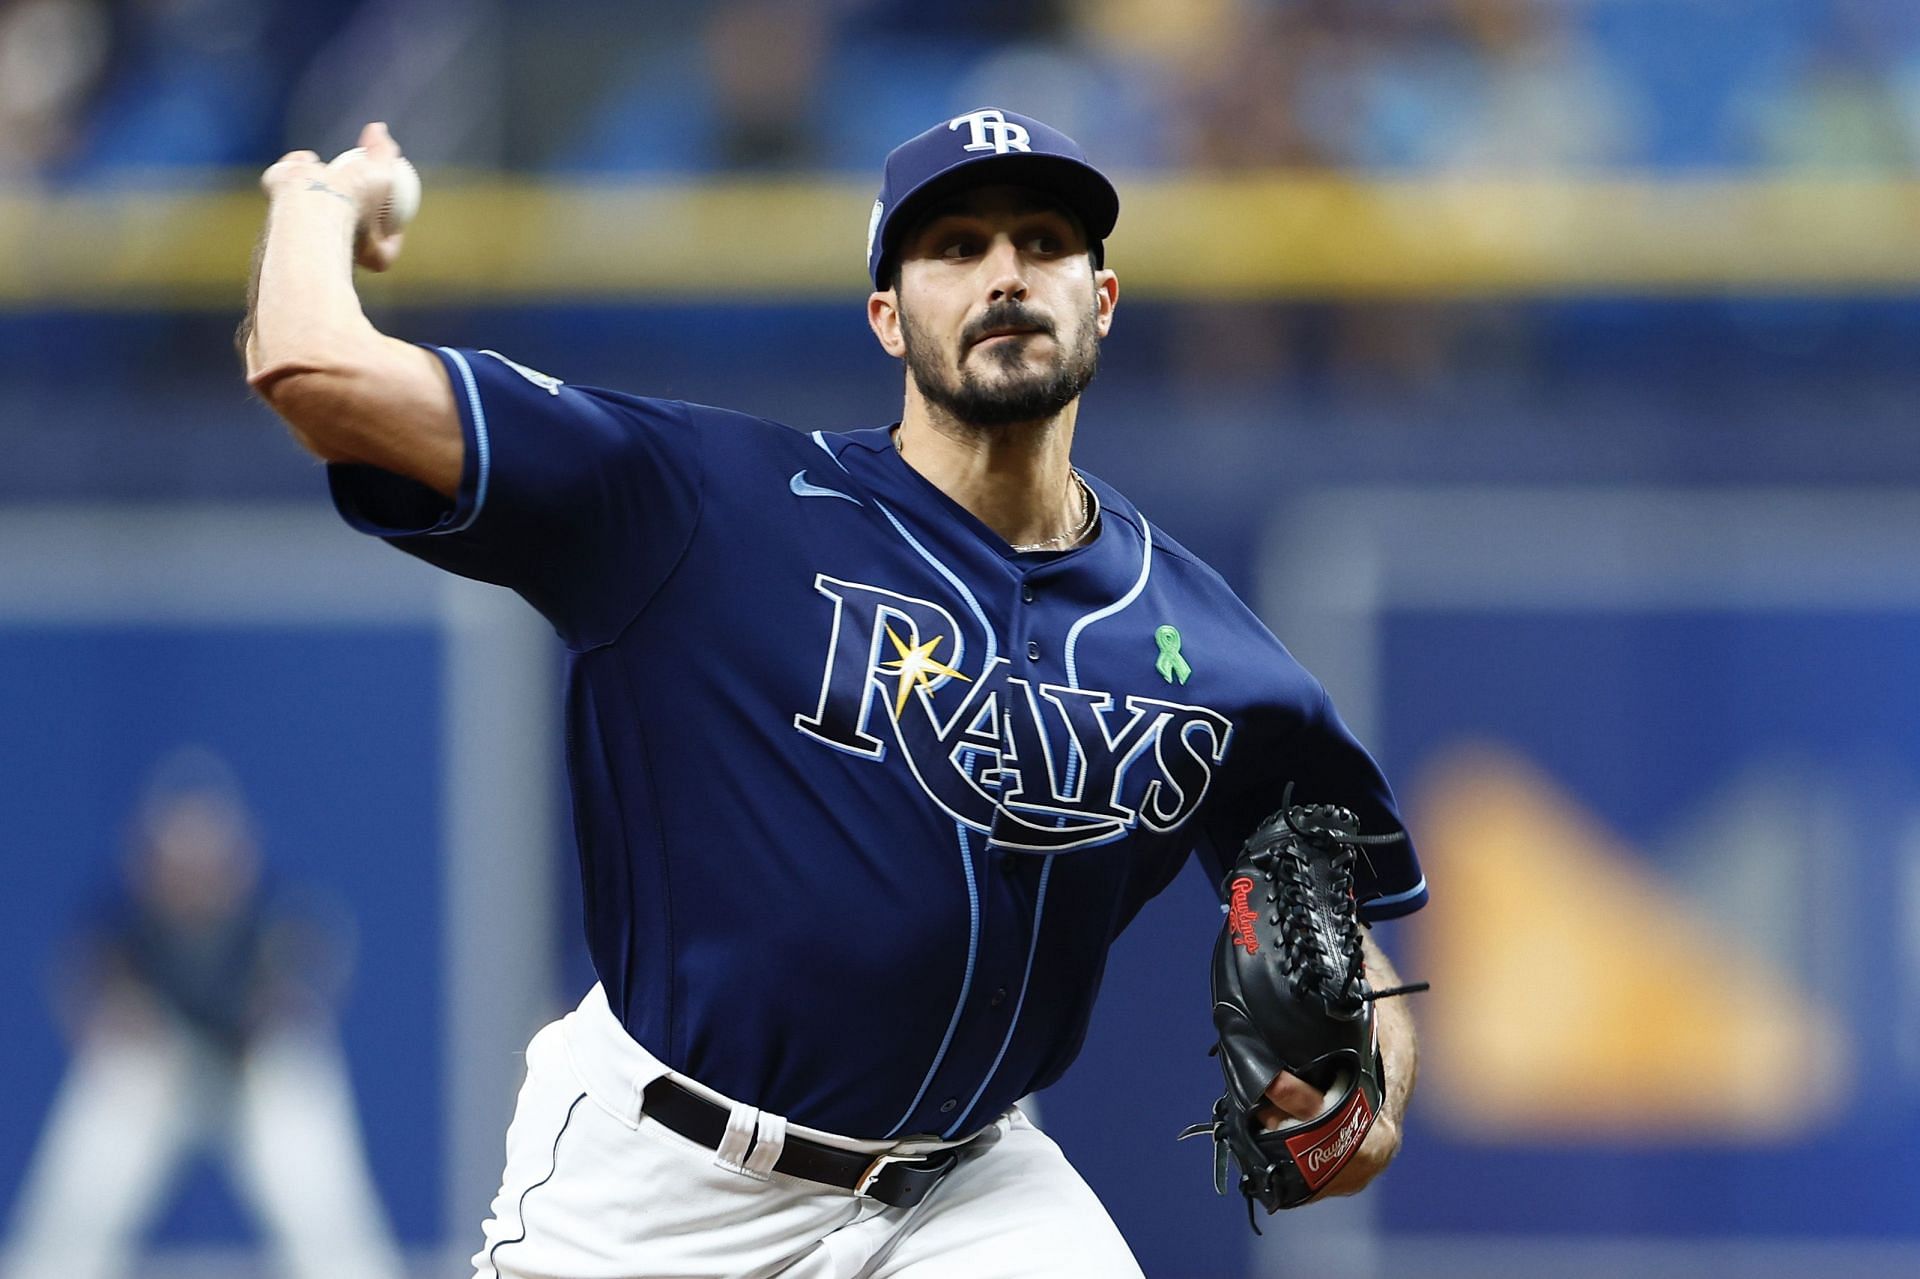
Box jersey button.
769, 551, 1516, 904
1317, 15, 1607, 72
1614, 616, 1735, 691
1021, 584, 1036, 604
990, 987, 1008, 1007
1026, 640, 1040, 661
940, 1098, 959, 1113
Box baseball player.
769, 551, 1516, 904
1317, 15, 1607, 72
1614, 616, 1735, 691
240, 109, 1427, 1277
3, 749, 404, 1279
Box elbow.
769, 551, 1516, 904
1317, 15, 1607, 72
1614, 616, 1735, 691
249, 358, 367, 464
245, 338, 461, 496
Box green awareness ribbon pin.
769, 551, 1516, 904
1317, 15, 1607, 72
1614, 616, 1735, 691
1154, 625, 1192, 685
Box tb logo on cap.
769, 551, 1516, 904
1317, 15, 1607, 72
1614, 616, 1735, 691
949, 108, 1031, 155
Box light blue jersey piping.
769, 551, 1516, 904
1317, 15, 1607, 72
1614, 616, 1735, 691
1064, 518, 1154, 689
884, 819, 983, 1138
948, 855, 1053, 1138
432, 347, 491, 535
962, 516, 1156, 1132
856, 464, 1001, 1136
1368, 876, 1428, 910
810, 430, 846, 468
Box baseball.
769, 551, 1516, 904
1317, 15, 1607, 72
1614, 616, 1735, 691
382, 157, 421, 234
329, 146, 420, 235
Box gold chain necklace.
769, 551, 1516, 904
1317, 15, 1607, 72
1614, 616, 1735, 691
1009, 470, 1098, 553
893, 429, 1098, 553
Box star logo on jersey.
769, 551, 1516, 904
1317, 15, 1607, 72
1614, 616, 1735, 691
794, 576, 1232, 852
879, 625, 970, 716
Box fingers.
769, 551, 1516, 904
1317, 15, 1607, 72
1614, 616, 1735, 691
260, 149, 324, 194
360, 120, 400, 161
1262, 1071, 1328, 1123
355, 228, 405, 274
273, 123, 399, 189
331, 124, 403, 201
260, 127, 411, 273
1316, 1113, 1398, 1198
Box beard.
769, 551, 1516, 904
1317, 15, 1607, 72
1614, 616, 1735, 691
900, 295, 1100, 429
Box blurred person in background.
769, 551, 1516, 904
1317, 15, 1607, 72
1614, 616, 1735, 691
707, 0, 832, 169
1, 747, 405, 1279
0, 0, 110, 177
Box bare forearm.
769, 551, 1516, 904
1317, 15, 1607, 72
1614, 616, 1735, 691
1269, 929, 1420, 1200
245, 179, 373, 388
1366, 932, 1418, 1124
241, 130, 461, 495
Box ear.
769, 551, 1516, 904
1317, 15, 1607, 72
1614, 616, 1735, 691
1092, 267, 1119, 339
868, 289, 907, 359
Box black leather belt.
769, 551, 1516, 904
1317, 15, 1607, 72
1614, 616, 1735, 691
640, 1077, 962, 1209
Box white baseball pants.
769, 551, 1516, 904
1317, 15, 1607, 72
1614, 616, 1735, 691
473, 985, 1145, 1279
2, 1021, 406, 1279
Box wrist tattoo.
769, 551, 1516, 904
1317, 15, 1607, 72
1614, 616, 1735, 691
303, 179, 356, 210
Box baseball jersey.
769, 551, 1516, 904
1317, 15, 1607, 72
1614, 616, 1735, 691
328, 346, 1428, 1141
86, 874, 330, 1056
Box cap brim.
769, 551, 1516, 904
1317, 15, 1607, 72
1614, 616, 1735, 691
876, 151, 1120, 285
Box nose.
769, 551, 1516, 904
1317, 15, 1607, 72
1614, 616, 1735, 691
984, 235, 1028, 303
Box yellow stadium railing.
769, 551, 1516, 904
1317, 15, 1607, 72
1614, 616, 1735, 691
4, 174, 1920, 308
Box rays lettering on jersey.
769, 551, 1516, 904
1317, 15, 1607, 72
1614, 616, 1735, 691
793, 576, 1232, 852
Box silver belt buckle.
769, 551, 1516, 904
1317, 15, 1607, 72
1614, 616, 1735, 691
855, 1151, 911, 1198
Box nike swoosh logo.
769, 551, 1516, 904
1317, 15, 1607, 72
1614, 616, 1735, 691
790, 470, 862, 505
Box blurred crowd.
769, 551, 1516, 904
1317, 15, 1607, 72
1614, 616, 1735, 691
5, 0, 1920, 182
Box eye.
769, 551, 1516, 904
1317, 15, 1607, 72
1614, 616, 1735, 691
1025, 233, 1064, 255
939, 235, 981, 260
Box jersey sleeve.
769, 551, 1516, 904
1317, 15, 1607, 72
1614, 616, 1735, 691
327, 346, 704, 648
1198, 681, 1428, 922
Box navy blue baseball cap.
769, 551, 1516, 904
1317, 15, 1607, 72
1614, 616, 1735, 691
867, 108, 1120, 289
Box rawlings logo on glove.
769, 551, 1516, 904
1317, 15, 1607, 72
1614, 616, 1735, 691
1225, 877, 1261, 954
1288, 1087, 1373, 1187
1181, 787, 1427, 1228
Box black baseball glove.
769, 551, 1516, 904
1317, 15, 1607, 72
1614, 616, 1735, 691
1182, 789, 1425, 1227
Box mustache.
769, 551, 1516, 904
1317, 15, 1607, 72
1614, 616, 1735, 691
963, 303, 1055, 348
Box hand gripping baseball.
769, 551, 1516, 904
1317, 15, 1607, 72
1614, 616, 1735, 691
260, 121, 419, 273
1181, 787, 1428, 1229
